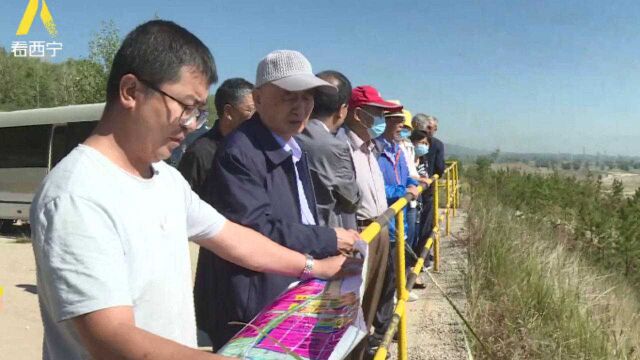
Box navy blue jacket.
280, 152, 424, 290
419, 136, 445, 199
195, 115, 338, 349
426, 136, 445, 178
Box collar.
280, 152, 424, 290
308, 118, 332, 134
271, 131, 302, 161
246, 114, 293, 166
377, 136, 398, 152
318, 120, 331, 134
205, 121, 224, 141
344, 126, 375, 153
375, 136, 402, 164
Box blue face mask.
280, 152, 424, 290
366, 115, 386, 139
400, 129, 410, 139
415, 144, 429, 157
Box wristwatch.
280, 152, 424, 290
299, 254, 315, 280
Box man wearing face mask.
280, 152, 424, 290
373, 107, 424, 312
338, 85, 402, 357
389, 104, 421, 250
410, 130, 431, 182
398, 111, 419, 180
374, 108, 421, 243
408, 129, 431, 273
412, 114, 445, 254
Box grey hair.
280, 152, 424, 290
213, 78, 254, 117
412, 113, 438, 131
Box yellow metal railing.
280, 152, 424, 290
357, 161, 460, 360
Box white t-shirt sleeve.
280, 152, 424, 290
34, 195, 132, 322
181, 179, 227, 243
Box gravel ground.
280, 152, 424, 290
387, 210, 469, 360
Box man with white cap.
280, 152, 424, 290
200, 50, 361, 349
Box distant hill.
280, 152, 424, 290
444, 143, 488, 158
442, 144, 640, 163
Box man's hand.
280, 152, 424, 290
419, 177, 432, 186
313, 254, 363, 280
407, 186, 420, 199
334, 228, 360, 254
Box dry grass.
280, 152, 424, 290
466, 194, 640, 359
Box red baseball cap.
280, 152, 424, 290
349, 85, 403, 111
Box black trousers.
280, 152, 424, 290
415, 193, 434, 257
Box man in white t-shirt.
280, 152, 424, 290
30, 20, 357, 360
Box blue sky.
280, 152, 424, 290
2, 1, 640, 156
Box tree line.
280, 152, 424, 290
0, 21, 120, 111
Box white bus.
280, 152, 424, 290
0, 103, 104, 226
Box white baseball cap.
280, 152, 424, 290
255, 50, 337, 93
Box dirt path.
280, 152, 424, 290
388, 209, 469, 360
0, 238, 42, 360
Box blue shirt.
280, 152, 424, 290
375, 137, 419, 241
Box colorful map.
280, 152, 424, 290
219, 242, 368, 360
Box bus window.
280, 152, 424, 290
68, 121, 96, 146
51, 121, 96, 167
0, 125, 51, 168
50, 125, 68, 168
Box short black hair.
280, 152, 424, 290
409, 129, 429, 143
213, 78, 254, 118
106, 20, 217, 104
311, 70, 352, 118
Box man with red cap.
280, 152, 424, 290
337, 85, 403, 358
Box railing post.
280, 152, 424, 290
451, 163, 456, 215
455, 162, 460, 210
446, 168, 451, 236
433, 175, 440, 272
395, 210, 408, 360
456, 163, 460, 207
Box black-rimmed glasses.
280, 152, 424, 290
136, 76, 209, 129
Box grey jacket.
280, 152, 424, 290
296, 119, 360, 229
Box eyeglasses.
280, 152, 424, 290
136, 76, 209, 129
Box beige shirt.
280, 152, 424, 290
399, 140, 419, 179
339, 127, 388, 220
